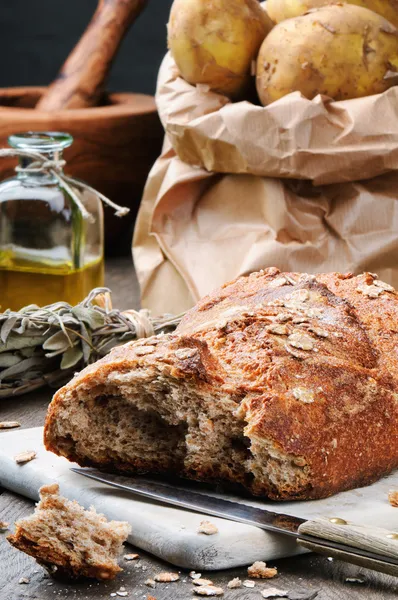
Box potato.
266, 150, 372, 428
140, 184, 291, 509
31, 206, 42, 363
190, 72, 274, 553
168, 0, 273, 99
256, 4, 398, 105
265, 0, 398, 27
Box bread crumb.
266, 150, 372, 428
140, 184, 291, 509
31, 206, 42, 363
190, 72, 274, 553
190, 571, 202, 579
40, 483, 59, 495
227, 578, 242, 589
248, 562, 278, 579
243, 580, 256, 588
14, 450, 36, 464
261, 588, 288, 598
197, 520, 218, 535
0, 521, 9, 531
124, 553, 140, 561
388, 490, 398, 507
116, 592, 128, 597
0, 421, 21, 429
144, 579, 156, 588
193, 585, 224, 596
193, 578, 214, 586
345, 578, 365, 584
18, 577, 30, 584
154, 572, 179, 582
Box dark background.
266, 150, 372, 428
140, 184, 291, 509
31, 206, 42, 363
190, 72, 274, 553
0, 0, 173, 94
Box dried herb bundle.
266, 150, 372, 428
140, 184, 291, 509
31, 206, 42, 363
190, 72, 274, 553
0, 288, 184, 399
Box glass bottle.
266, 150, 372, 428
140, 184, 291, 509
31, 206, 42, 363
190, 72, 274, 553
0, 131, 104, 310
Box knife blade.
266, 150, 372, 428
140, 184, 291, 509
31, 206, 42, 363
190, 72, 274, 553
71, 467, 398, 577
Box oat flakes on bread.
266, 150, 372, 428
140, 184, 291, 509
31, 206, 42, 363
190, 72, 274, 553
44, 269, 398, 501
7, 484, 131, 580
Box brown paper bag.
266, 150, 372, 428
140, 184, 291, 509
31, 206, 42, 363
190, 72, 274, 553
133, 53, 398, 314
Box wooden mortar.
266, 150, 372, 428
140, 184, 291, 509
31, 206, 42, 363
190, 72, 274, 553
0, 0, 163, 255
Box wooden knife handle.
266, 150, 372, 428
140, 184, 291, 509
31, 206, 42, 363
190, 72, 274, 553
298, 517, 398, 576
36, 0, 148, 111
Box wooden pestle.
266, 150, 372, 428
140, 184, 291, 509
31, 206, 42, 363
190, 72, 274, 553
37, 0, 148, 111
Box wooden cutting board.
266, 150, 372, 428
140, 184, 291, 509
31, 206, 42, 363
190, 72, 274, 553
0, 427, 397, 571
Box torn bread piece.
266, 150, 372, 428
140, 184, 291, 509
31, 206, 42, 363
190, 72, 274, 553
7, 484, 131, 580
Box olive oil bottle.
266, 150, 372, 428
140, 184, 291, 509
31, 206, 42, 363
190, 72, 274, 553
0, 132, 104, 311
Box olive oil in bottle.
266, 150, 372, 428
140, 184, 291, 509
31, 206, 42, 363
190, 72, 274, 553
0, 132, 104, 311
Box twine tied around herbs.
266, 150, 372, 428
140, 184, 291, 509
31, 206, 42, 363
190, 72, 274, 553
0, 148, 130, 221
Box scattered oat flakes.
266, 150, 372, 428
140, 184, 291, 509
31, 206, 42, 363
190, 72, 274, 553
269, 277, 289, 288
288, 332, 314, 351
345, 577, 365, 584
267, 324, 288, 335
193, 578, 214, 587
135, 346, 156, 356
227, 578, 242, 589
356, 284, 383, 298
193, 585, 224, 596
175, 348, 197, 360
373, 279, 395, 292
154, 572, 179, 583
0, 421, 21, 429
124, 553, 140, 560
197, 520, 218, 535
0, 521, 9, 531
144, 579, 156, 588
388, 490, 398, 507
190, 571, 202, 579
14, 450, 36, 464
18, 577, 30, 584
243, 580, 256, 588
292, 387, 315, 404
248, 561, 277, 579
261, 588, 288, 598
309, 327, 328, 338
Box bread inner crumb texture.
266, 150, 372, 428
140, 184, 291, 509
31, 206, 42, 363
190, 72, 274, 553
49, 364, 308, 497
8, 486, 130, 579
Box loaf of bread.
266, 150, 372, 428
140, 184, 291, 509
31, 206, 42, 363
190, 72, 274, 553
44, 269, 398, 501
7, 484, 131, 580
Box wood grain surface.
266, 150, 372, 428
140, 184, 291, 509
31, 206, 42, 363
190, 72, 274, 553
0, 259, 397, 600
37, 0, 149, 111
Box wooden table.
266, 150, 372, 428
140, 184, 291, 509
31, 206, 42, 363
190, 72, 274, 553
1, 258, 397, 600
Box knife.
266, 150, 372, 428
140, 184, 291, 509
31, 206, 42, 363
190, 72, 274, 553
71, 467, 398, 577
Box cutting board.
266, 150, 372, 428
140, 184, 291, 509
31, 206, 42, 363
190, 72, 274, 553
0, 427, 397, 571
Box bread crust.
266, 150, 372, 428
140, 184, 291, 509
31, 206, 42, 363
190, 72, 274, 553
44, 269, 398, 500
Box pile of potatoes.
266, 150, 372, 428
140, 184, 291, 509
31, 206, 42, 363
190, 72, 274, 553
167, 0, 398, 105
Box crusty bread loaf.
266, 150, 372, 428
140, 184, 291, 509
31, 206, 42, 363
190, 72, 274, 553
7, 483, 131, 580
44, 269, 398, 500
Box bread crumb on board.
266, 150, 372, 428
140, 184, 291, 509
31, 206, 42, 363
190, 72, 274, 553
0, 421, 21, 429
243, 580, 256, 588
124, 553, 139, 561
190, 571, 202, 579
154, 572, 179, 582
261, 588, 289, 598
0, 521, 9, 531
14, 450, 36, 464
193, 578, 214, 586
144, 579, 156, 588
193, 585, 224, 596
248, 561, 278, 579
388, 490, 398, 507
18, 577, 30, 584
197, 520, 219, 535
227, 577, 242, 588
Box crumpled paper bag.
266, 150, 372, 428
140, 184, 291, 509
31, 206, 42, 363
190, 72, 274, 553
133, 53, 398, 314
